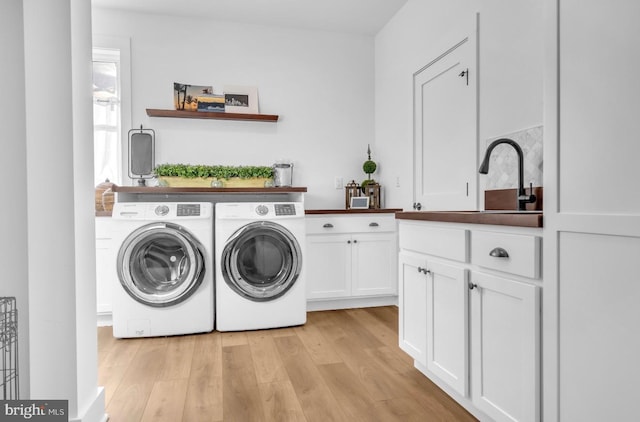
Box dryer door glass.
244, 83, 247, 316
222, 221, 302, 301
117, 222, 205, 307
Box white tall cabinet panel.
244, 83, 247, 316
544, 0, 640, 421
558, 232, 640, 422
558, 1, 640, 214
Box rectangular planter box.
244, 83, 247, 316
159, 176, 272, 188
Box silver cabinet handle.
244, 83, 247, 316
323, 223, 334, 228
369, 222, 379, 227
489, 247, 509, 258
469, 282, 478, 290
417, 267, 431, 275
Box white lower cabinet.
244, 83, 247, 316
427, 260, 469, 397
470, 271, 540, 422
398, 252, 428, 365
398, 220, 541, 422
306, 213, 398, 309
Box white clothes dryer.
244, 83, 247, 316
110, 202, 214, 338
215, 202, 306, 331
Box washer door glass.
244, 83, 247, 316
117, 222, 205, 307
222, 221, 302, 302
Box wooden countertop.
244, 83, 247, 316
395, 211, 543, 228
305, 208, 402, 215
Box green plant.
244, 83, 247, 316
154, 163, 273, 179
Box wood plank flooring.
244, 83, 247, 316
98, 306, 477, 422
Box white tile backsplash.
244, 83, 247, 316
484, 126, 543, 189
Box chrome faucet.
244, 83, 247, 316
479, 138, 536, 211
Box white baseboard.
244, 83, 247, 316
307, 296, 398, 312
97, 312, 112, 327
69, 387, 107, 422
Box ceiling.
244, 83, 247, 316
92, 0, 408, 36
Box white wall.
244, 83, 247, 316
375, 0, 543, 209
0, 0, 30, 399
92, 9, 376, 209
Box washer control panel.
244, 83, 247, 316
177, 204, 201, 216
274, 203, 297, 216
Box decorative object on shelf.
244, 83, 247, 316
362, 144, 377, 183
95, 179, 114, 212
345, 180, 361, 209
197, 94, 225, 113
174, 83, 213, 111
224, 85, 258, 114
102, 188, 115, 212
273, 162, 293, 187
360, 144, 381, 209
154, 163, 274, 188
362, 181, 381, 209
128, 125, 155, 186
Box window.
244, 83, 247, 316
92, 36, 131, 186
93, 48, 121, 185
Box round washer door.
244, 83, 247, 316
221, 221, 302, 302
117, 222, 206, 307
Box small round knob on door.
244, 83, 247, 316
468, 282, 478, 290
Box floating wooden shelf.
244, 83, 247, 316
146, 108, 279, 122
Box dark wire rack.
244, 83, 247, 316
1, 297, 19, 399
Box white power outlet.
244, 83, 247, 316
334, 177, 343, 189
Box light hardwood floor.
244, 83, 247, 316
98, 306, 477, 421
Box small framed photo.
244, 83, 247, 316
174, 83, 213, 111
350, 196, 370, 209
224, 85, 259, 114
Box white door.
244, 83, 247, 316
413, 23, 478, 211
426, 260, 469, 397
398, 252, 428, 366
351, 233, 397, 296
470, 272, 540, 422
305, 234, 351, 299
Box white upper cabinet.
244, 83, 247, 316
413, 21, 478, 211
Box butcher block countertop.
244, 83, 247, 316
305, 208, 402, 215
395, 210, 543, 228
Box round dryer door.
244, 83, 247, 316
117, 222, 205, 307
221, 221, 302, 302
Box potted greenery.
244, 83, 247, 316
154, 163, 274, 187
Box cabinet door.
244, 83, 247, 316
470, 272, 540, 422
426, 260, 469, 397
398, 252, 428, 366
351, 233, 397, 296
413, 27, 477, 211
305, 234, 351, 299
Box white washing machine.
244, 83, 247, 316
110, 202, 214, 338
215, 202, 306, 331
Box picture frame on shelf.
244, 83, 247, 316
350, 196, 370, 209
224, 85, 259, 114
174, 83, 213, 111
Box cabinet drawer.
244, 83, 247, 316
306, 215, 396, 235
471, 230, 540, 278
398, 222, 468, 262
